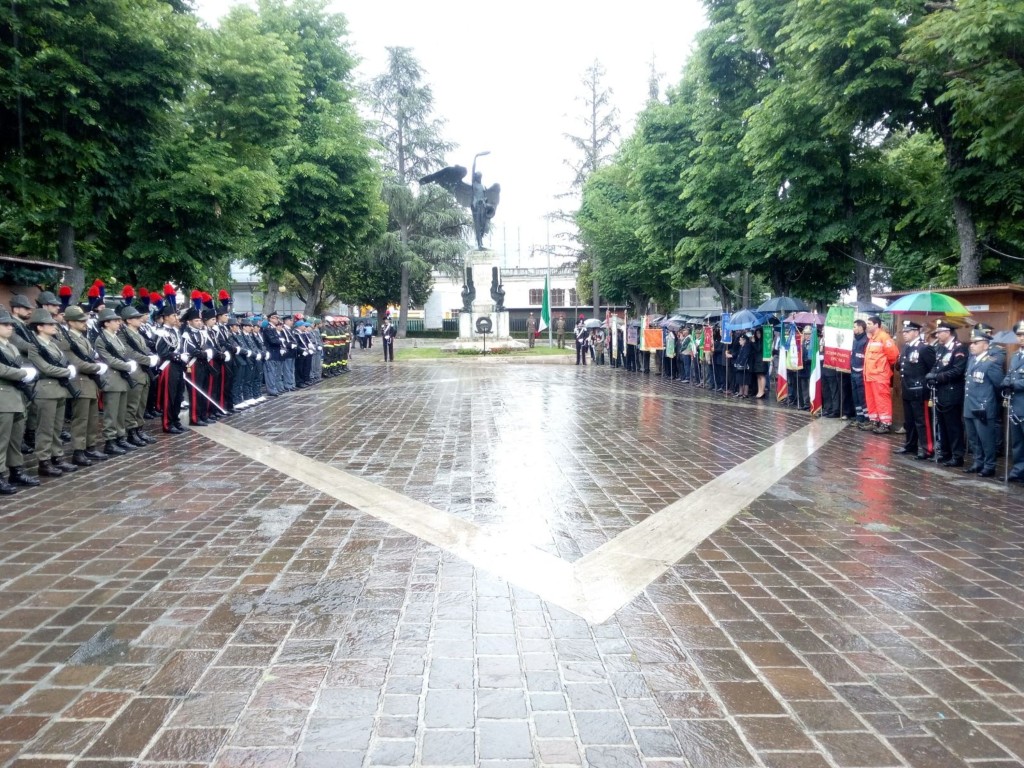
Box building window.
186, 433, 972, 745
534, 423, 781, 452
529, 288, 543, 305
569, 289, 578, 306
551, 288, 565, 306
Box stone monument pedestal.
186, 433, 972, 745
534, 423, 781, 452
444, 249, 526, 352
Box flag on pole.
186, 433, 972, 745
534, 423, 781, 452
776, 326, 790, 402
809, 325, 822, 415
538, 274, 550, 334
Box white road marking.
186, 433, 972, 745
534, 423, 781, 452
201, 419, 846, 623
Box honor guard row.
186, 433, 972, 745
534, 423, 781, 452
0, 286, 346, 494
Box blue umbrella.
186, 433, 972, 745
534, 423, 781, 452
726, 309, 764, 330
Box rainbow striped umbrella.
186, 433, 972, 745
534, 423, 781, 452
885, 291, 970, 316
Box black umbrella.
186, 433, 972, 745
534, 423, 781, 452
583, 318, 603, 329
757, 296, 809, 313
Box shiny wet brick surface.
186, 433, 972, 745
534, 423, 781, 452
1, 360, 1023, 767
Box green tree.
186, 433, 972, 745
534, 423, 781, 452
577, 159, 672, 311
903, 0, 1024, 285
367, 47, 465, 336
0, 0, 197, 292
249, 0, 386, 315
559, 60, 620, 317
111, 8, 302, 288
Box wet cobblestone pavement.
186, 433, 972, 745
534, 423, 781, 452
1, 359, 1023, 767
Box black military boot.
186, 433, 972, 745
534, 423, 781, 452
116, 436, 136, 451
136, 428, 157, 444
127, 429, 147, 447
53, 457, 78, 472
84, 446, 108, 461
72, 450, 94, 467
0, 477, 17, 495
9, 467, 40, 487
37, 460, 63, 477
104, 440, 126, 456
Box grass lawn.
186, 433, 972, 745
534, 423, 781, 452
394, 345, 574, 361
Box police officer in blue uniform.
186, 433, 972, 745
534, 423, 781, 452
1001, 319, 1024, 483
963, 326, 1004, 477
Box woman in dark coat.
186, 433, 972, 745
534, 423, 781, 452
751, 327, 767, 398
734, 333, 753, 397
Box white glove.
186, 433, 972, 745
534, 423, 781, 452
180, 354, 192, 365
128, 360, 138, 373
290, 343, 297, 349
264, 352, 270, 361
97, 363, 109, 376
20, 367, 38, 383
67, 364, 77, 380
148, 355, 159, 367
224, 351, 232, 362
205, 349, 214, 361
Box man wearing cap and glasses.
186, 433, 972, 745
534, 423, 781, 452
895, 321, 937, 459
925, 320, 968, 467
1001, 320, 1024, 482
963, 326, 1003, 477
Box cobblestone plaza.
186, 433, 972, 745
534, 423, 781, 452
1, 359, 1022, 767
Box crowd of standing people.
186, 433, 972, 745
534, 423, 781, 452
569, 312, 1024, 484
0, 284, 380, 495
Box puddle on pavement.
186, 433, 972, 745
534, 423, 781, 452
67, 625, 131, 665
248, 505, 304, 539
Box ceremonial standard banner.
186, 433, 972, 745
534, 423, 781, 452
762, 324, 773, 361
721, 313, 732, 343
823, 305, 854, 372
643, 329, 664, 350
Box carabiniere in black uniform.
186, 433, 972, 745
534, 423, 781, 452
895, 320, 937, 459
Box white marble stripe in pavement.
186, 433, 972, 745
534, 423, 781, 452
200, 418, 846, 624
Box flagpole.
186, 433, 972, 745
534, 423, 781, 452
546, 219, 552, 348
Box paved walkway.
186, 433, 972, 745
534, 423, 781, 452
1, 360, 1022, 768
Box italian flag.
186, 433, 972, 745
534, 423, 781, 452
538, 274, 550, 334
776, 326, 790, 402
809, 325, 822, 415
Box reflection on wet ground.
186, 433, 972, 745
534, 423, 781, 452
1, 360, 1022, 767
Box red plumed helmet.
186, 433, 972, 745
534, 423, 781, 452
218, 289, 230, 301
88, 285, 100, 298
190, 289, 202, 300
121, 285, 135, 300
139, 287, 150, 298
59, 285, 73, 298
164, 283, 176, 297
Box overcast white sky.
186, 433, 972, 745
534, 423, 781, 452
193, 0, 707, 266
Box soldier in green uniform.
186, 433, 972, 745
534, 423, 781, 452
63, 305, 112, 466
0, 310, 40, 493
8, 294, 38, 454
94, 308, 139, 455
118, 305, 158, 446
555, 313, 566, 349
24, 308, 78, 477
